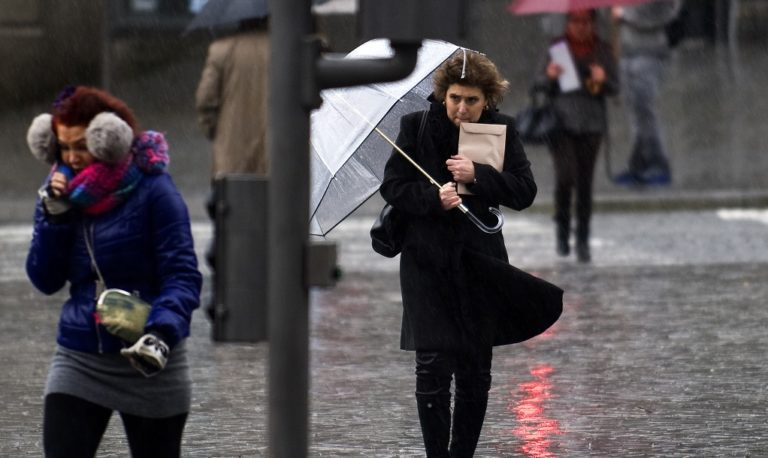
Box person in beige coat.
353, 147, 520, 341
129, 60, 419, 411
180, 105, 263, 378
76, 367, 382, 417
195, 18, 270, 178
195, 18, 270, 318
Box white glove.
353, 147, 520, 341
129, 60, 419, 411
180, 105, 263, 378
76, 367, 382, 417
38, 185, 73, 217
120, 334, 169, 377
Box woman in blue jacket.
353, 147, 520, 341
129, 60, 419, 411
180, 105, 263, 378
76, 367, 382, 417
26, 86, 202, 457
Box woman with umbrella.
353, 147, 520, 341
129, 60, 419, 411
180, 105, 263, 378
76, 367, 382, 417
380, 50, 538, 457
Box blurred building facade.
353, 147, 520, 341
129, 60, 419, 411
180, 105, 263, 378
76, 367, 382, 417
0, 0, 197, 107
2, 0, 766, 107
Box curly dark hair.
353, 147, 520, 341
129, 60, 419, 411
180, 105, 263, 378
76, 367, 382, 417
52, 86, 139, 135
432, 49, 509, 109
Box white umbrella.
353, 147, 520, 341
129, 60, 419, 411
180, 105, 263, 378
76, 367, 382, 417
309, 39, 459, 236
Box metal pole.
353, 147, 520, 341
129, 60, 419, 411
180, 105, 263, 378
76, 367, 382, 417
714, 0, 728, 45
268, 0, 312, 455
101, 1, 111, 91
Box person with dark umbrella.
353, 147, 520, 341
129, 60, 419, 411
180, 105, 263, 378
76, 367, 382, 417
380, 49, 539, 457
193, 5, 270, 318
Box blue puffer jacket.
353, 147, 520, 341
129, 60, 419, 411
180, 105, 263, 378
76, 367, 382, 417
26, 172, 202, 353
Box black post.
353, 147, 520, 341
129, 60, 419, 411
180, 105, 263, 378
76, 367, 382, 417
268, 0, 312, 455
100, 1, 111, 91
266, 1, 462, 455
714, 0, 729, 45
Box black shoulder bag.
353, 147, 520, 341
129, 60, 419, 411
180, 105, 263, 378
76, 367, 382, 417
515, 86, 562, 145
370, 110, 428, 258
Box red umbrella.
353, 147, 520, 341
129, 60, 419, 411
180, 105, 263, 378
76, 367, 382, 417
508, 0, 655, 15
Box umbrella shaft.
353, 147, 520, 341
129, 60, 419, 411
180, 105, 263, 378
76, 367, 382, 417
373, 126, 441, 188
327, 92, 442, 188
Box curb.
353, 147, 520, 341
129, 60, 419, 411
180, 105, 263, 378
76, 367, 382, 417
3, 190, 768, 226
528, 189, 768, 214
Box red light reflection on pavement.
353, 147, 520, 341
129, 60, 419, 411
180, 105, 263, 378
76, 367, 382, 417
508, 364, 561, 457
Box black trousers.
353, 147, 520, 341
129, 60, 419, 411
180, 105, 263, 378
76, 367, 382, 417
548, 131, 602, 241
43, 393, 188, 458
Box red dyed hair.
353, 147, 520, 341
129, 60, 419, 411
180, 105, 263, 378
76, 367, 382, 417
52, 86, 139, 135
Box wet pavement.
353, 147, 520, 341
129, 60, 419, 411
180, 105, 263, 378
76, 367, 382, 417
3, 208, 768, 456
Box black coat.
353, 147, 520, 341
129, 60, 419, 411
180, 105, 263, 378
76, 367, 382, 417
380, 99, 539, 351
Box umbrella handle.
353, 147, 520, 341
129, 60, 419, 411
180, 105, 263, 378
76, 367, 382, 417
458, 204, 504, 234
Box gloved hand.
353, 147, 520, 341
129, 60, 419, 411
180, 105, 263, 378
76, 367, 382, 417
120, 334, 169, 378
38, 185, 73, 223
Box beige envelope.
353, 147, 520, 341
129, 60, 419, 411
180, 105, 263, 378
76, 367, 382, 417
457, 122, 507, 195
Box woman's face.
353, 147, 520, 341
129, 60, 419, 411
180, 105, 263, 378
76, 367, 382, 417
56, 124, 95, 173
566, 10, 595, 43
444, 84, 487, 127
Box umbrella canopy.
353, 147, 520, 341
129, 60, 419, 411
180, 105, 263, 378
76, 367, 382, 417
185, 0, 268, 34
309, 39, 461, 236
508, 0, 655, 15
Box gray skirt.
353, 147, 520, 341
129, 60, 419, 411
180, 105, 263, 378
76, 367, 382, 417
45, 341, 191, 418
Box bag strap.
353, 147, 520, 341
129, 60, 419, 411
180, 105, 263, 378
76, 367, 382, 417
529, 83, 554, 107
416, 109, 428, 151
384, 110, 427, 213
83, 223, 106, 287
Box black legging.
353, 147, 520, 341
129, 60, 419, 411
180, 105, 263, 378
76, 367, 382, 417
415, 346, 493, 399
548, 131, 602, 239
415, 347, 493, 457
43, 393, 187, 458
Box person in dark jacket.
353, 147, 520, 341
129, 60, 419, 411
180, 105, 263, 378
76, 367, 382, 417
539, 9, 619, 262
380, 50, 537, 457
26, 86, 202, 457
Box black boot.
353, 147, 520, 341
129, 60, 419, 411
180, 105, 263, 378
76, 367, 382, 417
576, 223, 591, 263
416, 394, 451, 458
576, 241, 590, 263
556, 221, 570, 257
449, 395, 488, 458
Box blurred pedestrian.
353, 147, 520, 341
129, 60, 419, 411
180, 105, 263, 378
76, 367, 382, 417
537, 9, 619, 262
26, 86, 202, 457
380, 50, 537, 457
612, 0, 683, 187
195, 17, 270, 178
194, 17, 270, 317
